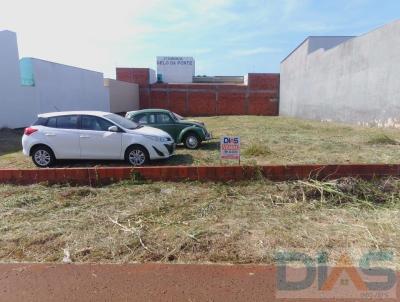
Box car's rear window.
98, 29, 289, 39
33, 117, 47, 126
47, 117, 57, 128
57, 115, 78, 129
45, 115, 79, 129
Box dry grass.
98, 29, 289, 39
3, 116, 400, 167
0, 178, 399, 266
367, 134, 399, 145
243, 143, 272, 157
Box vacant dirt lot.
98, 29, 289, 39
1, 178, 399, 266
1, 116, 400, 168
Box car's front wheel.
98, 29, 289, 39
184, 133, 201, 149
31, 146, 56, 168
125, 145, 149, 166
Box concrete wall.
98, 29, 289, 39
0, 31, 21, 89
0, 31, 36, 128
0, 30, 122, 128
30, 58, 110, 114
280, 20, 400, 127
149, 69, 157, 84
104, 79, 139, 113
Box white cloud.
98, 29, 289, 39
281, 0, 311, 20
0, 0, 162, 77
193, 48, 213, 55
0, 0, 383, 77
0, 0, 279, 76
230, 47, 280, 57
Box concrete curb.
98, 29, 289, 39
0, 164, 399, 185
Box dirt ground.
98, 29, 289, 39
0, 263, 398, 302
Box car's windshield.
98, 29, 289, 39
105, 113, 139, 129
172, 112, 184, 120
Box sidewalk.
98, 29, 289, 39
0, 263, 398, 301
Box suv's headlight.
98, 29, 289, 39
144, 135, 170, 142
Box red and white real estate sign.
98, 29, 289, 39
220, 136, 240, 160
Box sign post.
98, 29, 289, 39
220, 136, 241, 165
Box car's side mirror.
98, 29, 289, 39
108, 125, 119, 132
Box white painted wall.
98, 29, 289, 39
280, 20, 400, 127
0, 31, 36, 128
156, 56, 195, 83
0, 31, 20, 88
0, 30, 121, 128
104, 78, 139, 113
30, 58, 110, 114
149, 69, 157, 84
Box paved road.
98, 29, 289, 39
0, 263, 398, 301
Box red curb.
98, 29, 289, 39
0, 164, 400, 186
215, 166, 239, 181
185, 166, 199, 180
135, 167, 162, 181
160, 166, 179, 180
54, 168, 68, 184
18, 169, 32, 184
197, 166, 217, 181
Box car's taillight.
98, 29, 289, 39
24, 127, 38, 136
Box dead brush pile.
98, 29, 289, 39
0, 178, 399, 265
293, 177, 400, 207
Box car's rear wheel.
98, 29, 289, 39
31, 146, 56, 168
126, 145, 149, 166
184, 133, 201, 149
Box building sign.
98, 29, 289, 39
220, 136, 240, 161
157, 57, 194, 66
156, 56, 195, 83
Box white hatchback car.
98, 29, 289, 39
22, 111, 175, 167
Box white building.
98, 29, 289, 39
156, 56, 195, 83
280, 20, 400, 127
0, 30, 138, 128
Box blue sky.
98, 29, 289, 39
1, 0, 400, 77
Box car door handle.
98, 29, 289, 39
45, 133, 56, 136
80, 135, 90, 139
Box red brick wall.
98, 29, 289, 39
116, 70, 279, 116
218, 92, 246, 115
247, 73, 279, 90
116, 68, 150, 87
